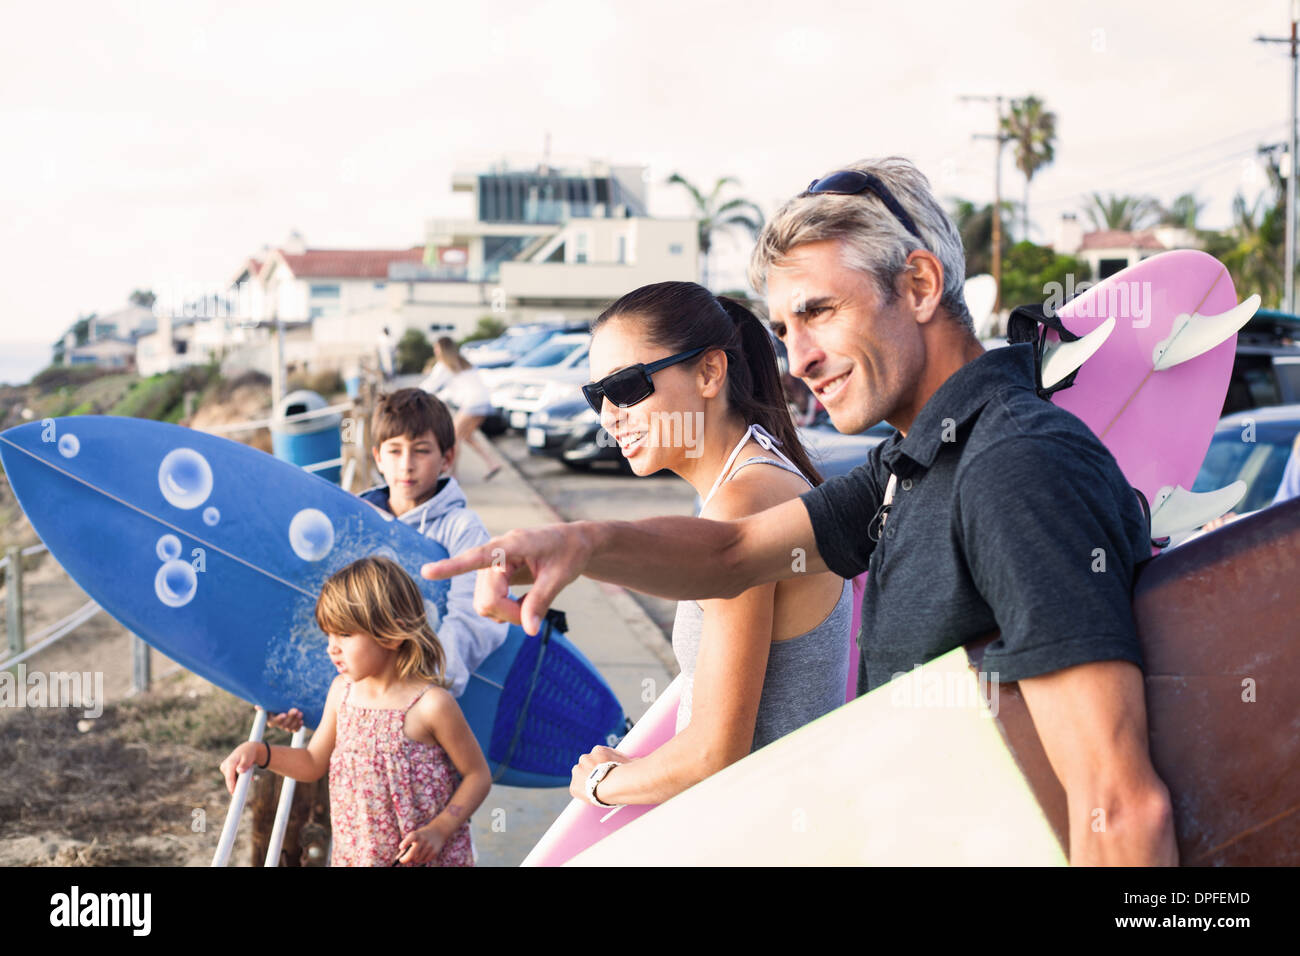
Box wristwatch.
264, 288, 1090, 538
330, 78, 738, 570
585, 761, 622, 809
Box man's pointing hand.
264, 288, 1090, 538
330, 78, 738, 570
421, 524, 596, 636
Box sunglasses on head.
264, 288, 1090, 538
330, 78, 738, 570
582, 346, 709, 415
803, 170, 925, 244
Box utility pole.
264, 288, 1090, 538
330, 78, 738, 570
961, 94, 1013, 312
1258, 2, 1300, 313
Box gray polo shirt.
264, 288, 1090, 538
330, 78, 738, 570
801, 344, 1149, 694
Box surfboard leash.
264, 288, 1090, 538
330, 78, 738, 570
490, 608, 566, 783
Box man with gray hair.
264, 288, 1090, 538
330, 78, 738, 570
424, 157, 1177, 866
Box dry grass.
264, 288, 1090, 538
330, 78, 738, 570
0, 671, 295, 866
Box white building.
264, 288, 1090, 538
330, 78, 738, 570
304, 162, 698, 371
411, 160, 696, 334
65, 337, 137, 369
52, 303, 156, 369
1055, 213, 1201, 280
137, 239, 429, 376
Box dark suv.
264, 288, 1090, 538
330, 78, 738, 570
1221, 309, 1300, 415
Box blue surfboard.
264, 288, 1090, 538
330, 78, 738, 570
0, 416, 625, 788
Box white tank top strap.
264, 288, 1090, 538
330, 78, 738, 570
701, 423, 808, 510
748, 422, 804, 475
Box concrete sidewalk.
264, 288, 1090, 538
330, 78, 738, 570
453, 446, 678, 866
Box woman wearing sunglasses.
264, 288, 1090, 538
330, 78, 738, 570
571, 280, 851, 810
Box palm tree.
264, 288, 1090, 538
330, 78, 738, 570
1001, 95, 1057, 241
1082, 192, 1161, 232
949, 197, 1019, 277
1160, 193, 1206, 230
1203, 158, 1287, 308
665, 173, 764, 289
1219, 194, 1285, 308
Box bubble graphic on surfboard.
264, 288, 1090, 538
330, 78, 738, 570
156, 534, 182, 562
203, 506, 220, 526
155, 559, 198, 608
158, 448, 213, 510
58, 434, 80, 458
289, 509, 334, 562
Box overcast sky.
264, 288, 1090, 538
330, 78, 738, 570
1, 0, 1293, 351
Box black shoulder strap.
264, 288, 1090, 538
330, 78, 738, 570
1006, 303, 1084, 400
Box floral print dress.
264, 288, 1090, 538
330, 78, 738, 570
328, 680, 475, 866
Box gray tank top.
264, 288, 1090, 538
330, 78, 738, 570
672, 456, 852, 751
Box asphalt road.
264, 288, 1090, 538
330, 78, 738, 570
492, 431, 697, 639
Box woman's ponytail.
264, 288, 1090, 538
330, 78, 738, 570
716, 296, 824, 487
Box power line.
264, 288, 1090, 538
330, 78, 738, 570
1032, 143, 1269, 209
1073, 122, 1285, 185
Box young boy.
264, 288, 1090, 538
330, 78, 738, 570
274, 388, 508, 729
360, 387, 509, 693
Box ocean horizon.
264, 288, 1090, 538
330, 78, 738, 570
0, 342, 55, 387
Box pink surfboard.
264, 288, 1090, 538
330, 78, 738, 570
1047, 250, 1254, 540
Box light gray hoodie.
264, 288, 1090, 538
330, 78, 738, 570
359, 477, 509, 697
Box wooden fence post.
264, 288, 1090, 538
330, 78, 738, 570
132, 634, 151, 693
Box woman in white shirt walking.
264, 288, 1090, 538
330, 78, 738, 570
421, 337, 504, 480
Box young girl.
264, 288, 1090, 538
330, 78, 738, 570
568, 281, 851, 809
219, 556, 491, 866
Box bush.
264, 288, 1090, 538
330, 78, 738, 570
396, 329, 433, 374
460, 316, 507, 345
29, 364, 113, 391
110, 364, 219, 422
287, 369, 345, 397
215, 370, 271, 402
111, 373, 184, 420
999, 241, 1090, 311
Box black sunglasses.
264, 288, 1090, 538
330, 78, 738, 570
804, 170, 925, 243
582, 346, 709, 415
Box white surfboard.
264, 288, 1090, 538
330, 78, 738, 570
566, 649, 1066, 866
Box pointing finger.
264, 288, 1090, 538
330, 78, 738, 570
422, 540, 500, 581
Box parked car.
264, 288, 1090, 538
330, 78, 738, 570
525, 396, 628, 472
799, 420, 895, 479
483, 333, 591, 431
463, 322, 589, 369
1221, 309, 1300, 416
1192, 403, 1300, 516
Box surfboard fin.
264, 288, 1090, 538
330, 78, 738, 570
1149, 482, 1247, 539
1151, 294, 1260, 371
1040, 317, 1116, 389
